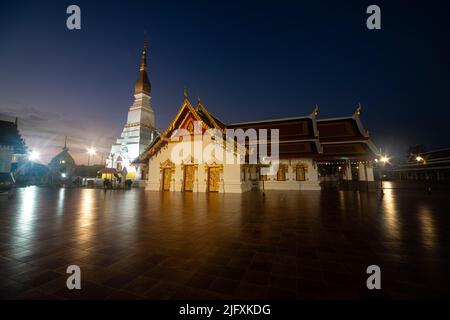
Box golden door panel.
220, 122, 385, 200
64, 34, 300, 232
208, 167, 220, 192
277, 165, 287, 181
184, 165, 195, 192
296, 167, 306, 181
162, 168, 172, 191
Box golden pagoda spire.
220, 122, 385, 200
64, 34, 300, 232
134, 33, 151, 95
140, 32, 148, 72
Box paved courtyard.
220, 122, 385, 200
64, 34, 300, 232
0, 184, 449, 299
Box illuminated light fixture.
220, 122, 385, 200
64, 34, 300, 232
87, 147, 97, 166
61, 173, 67, 178
380, 156, 389, 164
416, 156, 424, 162
87, 147, 96, 156
28, 150, 40, 161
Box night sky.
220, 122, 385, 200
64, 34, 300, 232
0, 0, 449, 164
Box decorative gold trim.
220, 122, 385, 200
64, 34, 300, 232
141, 98, 214, 160
159, 159, 175, 173
180, 156, 199, 170
204, 162, 224, 174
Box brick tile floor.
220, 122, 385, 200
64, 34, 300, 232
0, 186, 450, 299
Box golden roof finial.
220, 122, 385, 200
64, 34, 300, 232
184, 87, 189, 99
140, 32, 148, 72
312, 104, 319, 116
355, 102, 362, 117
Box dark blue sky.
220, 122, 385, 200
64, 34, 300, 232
0, 0, 449, 163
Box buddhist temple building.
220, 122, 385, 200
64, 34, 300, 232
107, 36, 158, 184
391, 148, 450, 181
48, 137, 76, 185
0, 118, 27, 174
135, 95, 380, 193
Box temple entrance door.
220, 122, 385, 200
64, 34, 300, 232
183, 165, 195, 192
208, 167, 220, 192
162, 168, 172, 191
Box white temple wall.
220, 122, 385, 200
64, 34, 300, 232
146, 136, 249, 193
146, 142, 321, 192
263, 158, 320, 191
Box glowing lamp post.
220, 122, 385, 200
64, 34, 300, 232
379, 155, 390, 196
28, 150, 40, 162
380, 156, 389, 164
87, 147, 96, 166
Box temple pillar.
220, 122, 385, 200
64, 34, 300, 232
357, 161, 376, 192
358, 161, 367, 191
342, 160, 352, 190
365, 161, 376, 192
358, 162, 366, 181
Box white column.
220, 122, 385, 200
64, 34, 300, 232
344, 161, 352, 180
365, 162, 374, 182
358, 162, 366, 181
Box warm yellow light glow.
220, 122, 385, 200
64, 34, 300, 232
28, 150, 40, 161
87, 147, 96, 156
380, 156, 389, 164
416, 156, 424, 162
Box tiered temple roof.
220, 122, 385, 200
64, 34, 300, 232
135, 98, 379, 164
0, 119, 27, 154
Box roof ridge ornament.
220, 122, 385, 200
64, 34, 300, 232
312, 104, 319, 117
354, 102, 362, 117
184, 87, 189, 100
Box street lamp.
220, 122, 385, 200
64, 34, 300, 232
28, 150, 40, 162
87, 147, 96, 166
380, 156, 389, 164
379, 155, 390, 196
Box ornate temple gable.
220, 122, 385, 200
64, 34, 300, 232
138, 98, 220, 161
196, 101, 225, 132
